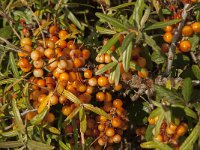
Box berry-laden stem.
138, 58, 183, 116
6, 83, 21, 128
165, 4, 191, 77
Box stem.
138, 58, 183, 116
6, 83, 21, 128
164, 4, 191, 77
80, 131, 85, 150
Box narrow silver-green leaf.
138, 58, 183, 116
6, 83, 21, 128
9, 52, 19, 78
30, 106, 49, 125
27, 140, 54, 150
96, 26, 116, 35
46, 126, 60, 135
23, 83, 33, 110
79, 107, 87, 133
123, 41, 132, 72
57, 85, 81, 104
84, 104, 111, 120
108, 2, 135, 10
65, 8, 84, 30
1, 129, 18, 137
192, 65, 200, 80
121, 32, 135, 53
95, 13, 129, 31
144, 33, 161, 53
99, 33, 120, 54
12, 99, 25, 134
140, 6, 151, 28
58, 140, 71, 150
0, 78, 17, 85
0, 141, 24, 148
144, 19, 181, 30
114, 63, 121, 86
95, 61, 117, 75
182, 78, 192, 102
141, 141, 173, 150
180, 123, 200, 150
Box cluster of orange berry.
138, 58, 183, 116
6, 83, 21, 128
162, 21, 200, 53
17, 21, 129, 148
148, 117, 188, 149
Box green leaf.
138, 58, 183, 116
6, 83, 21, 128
131, 0, 145, 29
0, 26, 12, 39
192, 65, 200, 80
65, 106, 81, 122
58, 140, 71, 150
84, 104, 112, 120
189, 34, 200, 51
65, 8, 84, 30
151, 51, 166, 64
122, 41, 132, 72
1, 129, 18, 137
0, 78, 17, 85
99, 33, 120, 54
9, 52, 19, 78
12, 99, 25, 134
149, 107, 162, 119
144, 19, 181, 30
155, 85, 184, 102
79, 107, 87, 133
145, 125, 154, 141
27, 140, 54, 150
140, 141, 173, 150
121, 32, 135, 53
57, 85, 81, 104
144, 33, 161, 53
23, 83, 33, 110
180, 123, 200, 150
0, 141, 24, 148
30, 106, 49, 125
182, 78, 192, 102
152, 0, 163, 20
95, 13, 129, 31
95, 61, 117, 75
114, 63, 121, 85
46, 126, 60, 135
96, 26, 116, 35
140, 6, 151, 28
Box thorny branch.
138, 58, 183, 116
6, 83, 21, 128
165, 4, 191, 77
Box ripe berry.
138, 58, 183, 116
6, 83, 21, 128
45, 112, 55, 123
106, 127, 115, 137
98, 76, 109, 87
33, 59, 44, 68
96, 92, 105, 102
164, 25, 173, 32
111, 117, 122, 128
21, 37, 32, 46
137, 57, 146, 68
179, 40, 191, 52
113, 99, 123, 108
182, 25, 193, 36
33, 69, 44, 77
191, 22, 200, 33
138, 68, 148, 78
163, 32, 173, 43
112, 134, 122, 143
58, 30, 68, 39
31, 50, 41, 61
88, 77, 98, 86
84, 69, 93, 79
82, 49, 91, 60
114, 83, 122, 91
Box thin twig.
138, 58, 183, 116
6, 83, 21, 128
190, 51, 197, 64
165, 4, 191, 77
80, 131, 85, 150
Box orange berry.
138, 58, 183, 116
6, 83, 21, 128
106, 127, 115, 137
154, 134, 163, 142
112, 134, 122, 143
96, 92, 105, 102
59, 95, 68, 104
82, 49, 91, 60
182, 25, 193, 36
73, 58, 83, 68
98, 138, 106, 146
113, 99, 123, 108
50, 95, 59, 105
49, 36, 59, 43
104, 53, 112, 63
164, 25, 173, 32
33, 59, 44, 69
46, 40, 55, 49
62, 105, 73, 116
176, 124, 187, 136
31, 50, 41, 61
148, 117, 155, 125
36, 79, 46, 87
84, 69, 93, 79
113, 83, 122, 91
67, 40, 76, 49
45, 112, 55, 123
37, 94, 47, 103
18, 45, 32, 57
69, 72, 77, 82
57, 60, 68, 70
163, 32, 173, 43
111, 117, 122, 128
98, 76, 109, 87
77, 84, 87, 93
49, 25, 59, 35
25, 111, 37, 120
57, 40, 67, 49
44, 48, 55, 58
59, 72, 69, 82
33, 69, 44, 77
191, 22, 200, 33
20, 37, 32, 46
105, 92, 112, 102
179, 40, 191, 52
58, 30, 68, 39
18, 58, 31, 68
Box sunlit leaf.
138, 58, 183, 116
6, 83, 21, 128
84, 104, 111, 120
96, 26, 116, 35
122, 41, 132, 72
30, 106, 49, 125
141, 141, 173, 150
95, 61, 117, 75
79, 107, 87, 133
27, 140, 54, 150
121, 32, 135, 53
0, 141, 24, 148
58, 140, 71, 150
65, 106, 81, 121
57, 85, 81, 104
99, 33, 120, 54
144, 19, 181, 30
96, 13, 129, 31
